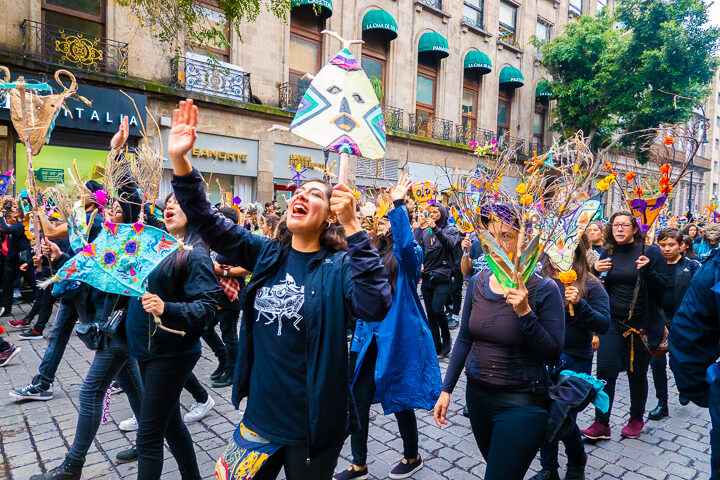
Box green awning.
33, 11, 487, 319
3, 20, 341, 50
499, 66, 524, 88
362, 10, 398, 40
418, 32, 449, 59
291, 0, 332, 18
464, 50, 492, 75
536, 80, 553, 98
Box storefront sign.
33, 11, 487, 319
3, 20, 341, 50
191, 147, 248, 162
289, 154, 325, 170
273, 144, 338, 182
0, 74, 147, 136
35, 167, 64, 183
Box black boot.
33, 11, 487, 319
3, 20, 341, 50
440, 335, 452, 356
648, 400, 669, 420
211, 354, 226, 381
212, 371, 233, 388
30, 458, 82, 480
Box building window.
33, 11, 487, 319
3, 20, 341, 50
497, 92, 511, 138
715, 138, 719, 150
289, 6, 324, 85
416, 57, 437, 120
536, 18, 551, 43
361, 29, 388, 98
570, 0, 583, 15
533, 106, 546, 148
717, 116, 720, 128
499, 1, 517, 45
461, 70, 481, 134
42, 0, 105, 36
463, 0, 484, 29
187, 2, 231, 61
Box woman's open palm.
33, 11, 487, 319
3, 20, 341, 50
168, 99, 198, 161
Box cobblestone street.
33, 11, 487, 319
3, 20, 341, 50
0, 302, 713, 480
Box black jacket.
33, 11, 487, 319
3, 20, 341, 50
413, 205, 461, 278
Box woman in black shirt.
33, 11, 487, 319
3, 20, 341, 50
581, 211, 666, 441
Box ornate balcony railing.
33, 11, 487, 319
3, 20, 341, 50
456, 125, 496, 145
528, 142, 550, 156
22, 20, 128, 76
171, 55, 251, 102
382, 105, 404, 131
278, 81, 310, 111
496, 133, 526, 154
408, 114, 453, 142
498, 26, 517, 47
416, 0, 443, 10
462, 15, 484, 31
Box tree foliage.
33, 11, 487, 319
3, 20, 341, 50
116, 0, 290, 56
535, 0, 720, 155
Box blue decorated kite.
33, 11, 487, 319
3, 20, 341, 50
54, 221, 179, 296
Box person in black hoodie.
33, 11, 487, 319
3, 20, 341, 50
581, 211, 666, 441
532, 235, 610, 480
414, 203, 461, 355
647, 227, 701, 421
168, 98, 391, 480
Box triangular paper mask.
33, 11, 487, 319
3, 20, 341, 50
628, 196, 666, 235
55, 221, 179, 296
290, 48, 386, 160
479, 231, 541, 290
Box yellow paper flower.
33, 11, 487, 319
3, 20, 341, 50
558, 269, 578, 284
573, 164, 579, 173
596, 180, 609, 192
515, 183, 528, 195
520, 194, 533, 205
492, 182, 500, 191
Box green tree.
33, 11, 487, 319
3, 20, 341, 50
117, 0, 290, 56
534, 0, 720, 155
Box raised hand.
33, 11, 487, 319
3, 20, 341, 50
389, 173, 411, 202
168, 99, 198, 175
505, 272, 531, 316
330, 183, 361, 236
110, 115, 129, 149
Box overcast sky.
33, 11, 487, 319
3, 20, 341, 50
707, 0, 720, 28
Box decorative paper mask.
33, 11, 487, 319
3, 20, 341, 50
290, 48, 386, 160
55, 221, 179, 296
544, 199, 601, 272
0, 173, 12, 196
628, 196, 666, 235
450, 205, 474, 233
411, 182, 436, 210
479, 231, 541, 290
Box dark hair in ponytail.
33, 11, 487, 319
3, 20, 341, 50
375, 232, 398, 296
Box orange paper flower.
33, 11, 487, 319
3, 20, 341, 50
660, 185, 674, 195
659, 176, 670, 186
625, 172, 636, 181
520, 194, 534, 205
663, 136, 674, 146
558, 269, 578, 284
604, 162, 613, 171
659, 164, 671, 175
634, 187, 644, 196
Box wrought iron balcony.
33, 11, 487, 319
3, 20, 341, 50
171, 55, 251, 102
498, 26, 517, 47
528, 142, 549, 156
462, 15, 484, 31
456, 125, 496, 146
278, 81, 311, 111
22, 20, 128, 76
497, 133, 526, 155
408, 114, 453, 142
382, 105, 404, 131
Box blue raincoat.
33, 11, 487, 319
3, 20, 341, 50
351, 203, 442, 414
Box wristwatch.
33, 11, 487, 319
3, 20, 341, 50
223, 269, 228, 277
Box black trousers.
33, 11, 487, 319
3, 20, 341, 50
650, 353, 669, 402
350, 341, 419, 466
447, 269, 463, 316
136, 352, 201, 480
26, 286, 56, 334
184, 372, 209, 404
466, 381, 548, 480
420, 274, 450, 351
595, 319, 651, 424
254, 441, 344, 480
0, 253, 36, 311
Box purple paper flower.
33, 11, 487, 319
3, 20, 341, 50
94, 190, 109, 205
233, 196, 242, 205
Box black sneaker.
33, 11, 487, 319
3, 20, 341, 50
210, 358, 226, 381
29, 459, 82, 479
528, 470, 561, 480
565, 462, 586, 480
0, 345, 21, 367
334, 465, 368, 480
212, 371, 233, 388
389, 455, 423, 479
116, 446, 138, 464
18, 329, 44, 341
9, 375, 54, 401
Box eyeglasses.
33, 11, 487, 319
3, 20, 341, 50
612, 223, 633, 229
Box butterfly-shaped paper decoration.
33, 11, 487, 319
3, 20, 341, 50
0, 174, 12, 196
289, 48, 386, 160
411, 182, 436, 210
628, 196, 666, 235
544, 199, 601, 272
479, 231, 541, 290
55, 222, 179, 296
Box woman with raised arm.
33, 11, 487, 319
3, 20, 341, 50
168, 99, 392, 480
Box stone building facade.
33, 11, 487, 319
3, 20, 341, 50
0, 0, 713, 209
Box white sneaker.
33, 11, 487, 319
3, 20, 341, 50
119, 415, 138, 432
184, 396, 215, 423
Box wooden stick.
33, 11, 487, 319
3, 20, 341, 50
338, 152, 349, 184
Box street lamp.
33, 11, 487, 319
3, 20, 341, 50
687, 120, 709, 217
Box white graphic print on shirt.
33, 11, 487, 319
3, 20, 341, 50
254, 273, 305, 336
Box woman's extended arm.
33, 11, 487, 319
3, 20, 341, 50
442, 274, 478, 393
